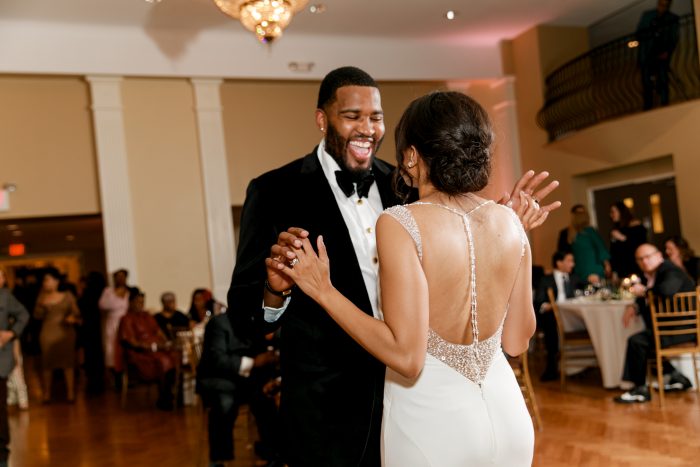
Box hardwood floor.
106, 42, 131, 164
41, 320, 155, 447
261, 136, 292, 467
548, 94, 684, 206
7, 356, 700, 466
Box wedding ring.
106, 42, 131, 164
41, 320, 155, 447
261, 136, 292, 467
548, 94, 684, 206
289, 258, 299, 267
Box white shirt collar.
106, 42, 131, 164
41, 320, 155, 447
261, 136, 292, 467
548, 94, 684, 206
317, 139, 344, 187
553, 269, 568, 280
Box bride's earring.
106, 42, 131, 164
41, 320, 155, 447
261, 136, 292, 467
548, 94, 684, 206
406, 149, 416, 168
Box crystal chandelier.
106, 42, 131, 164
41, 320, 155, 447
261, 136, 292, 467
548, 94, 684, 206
213, 0, 309, 44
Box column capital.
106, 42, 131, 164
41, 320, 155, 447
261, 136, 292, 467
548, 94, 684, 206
86, 76, 124, 111
191, 78, 224, 112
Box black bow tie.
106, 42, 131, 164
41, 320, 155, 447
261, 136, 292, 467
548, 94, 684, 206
335, 170, 375, 198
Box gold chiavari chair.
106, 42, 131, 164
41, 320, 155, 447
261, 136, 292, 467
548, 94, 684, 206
547, 288, 597, 389
648, 287, 700, 407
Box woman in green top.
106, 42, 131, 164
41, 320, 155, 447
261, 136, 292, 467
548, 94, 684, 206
570, 208, 611, 284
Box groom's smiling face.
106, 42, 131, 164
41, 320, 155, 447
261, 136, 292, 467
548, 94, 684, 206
321, 86, 385, 176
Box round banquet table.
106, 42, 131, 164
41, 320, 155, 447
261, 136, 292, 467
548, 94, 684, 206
557, 298, 644, 388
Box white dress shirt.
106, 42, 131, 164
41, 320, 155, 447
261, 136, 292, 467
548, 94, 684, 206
553, 270, 569, 303
264, 140, 384, 321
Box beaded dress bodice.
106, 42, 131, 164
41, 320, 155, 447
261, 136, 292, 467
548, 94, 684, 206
384, 201, 525, 386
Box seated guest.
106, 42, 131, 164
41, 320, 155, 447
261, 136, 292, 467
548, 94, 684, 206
534, 251, 586, 381
154, 292, 190, 340
614, 244, 695, 403
197, 313, 279, 467
665, 236, 699, 284
189, 288, 213, 324
117, 288, 179, 411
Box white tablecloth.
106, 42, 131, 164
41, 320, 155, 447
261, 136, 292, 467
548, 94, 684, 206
558, 298, 644, 388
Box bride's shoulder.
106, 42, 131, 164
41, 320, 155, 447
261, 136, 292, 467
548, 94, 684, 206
477, 203, 527, 244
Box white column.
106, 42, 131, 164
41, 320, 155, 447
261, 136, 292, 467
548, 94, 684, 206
86, 76, 139, 283
489, 77, 523, 194
191, 78, 236, 302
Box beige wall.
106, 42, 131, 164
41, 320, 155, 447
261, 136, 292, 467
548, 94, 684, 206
121, 78, 212, 309
221, 80, 447, 206
508, 24, 700, 266
0, 75, 100, 219
506, 26, 605, 265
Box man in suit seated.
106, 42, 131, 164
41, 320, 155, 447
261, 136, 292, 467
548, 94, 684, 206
614, 243, 695, 403
534, 251, 586, 381
196, 313, 280, 467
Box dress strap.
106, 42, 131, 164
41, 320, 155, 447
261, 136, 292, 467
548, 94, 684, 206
383, 205, 423, 261
410, 198, 492, 366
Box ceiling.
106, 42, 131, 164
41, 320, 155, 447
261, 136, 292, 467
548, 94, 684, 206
0, 0, 641, 80
0, 0, 636, 43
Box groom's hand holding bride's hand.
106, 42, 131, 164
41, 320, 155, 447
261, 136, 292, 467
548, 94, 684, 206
498, 170, 562, 231
276, 236, 334, 306
264, 227, 309, 304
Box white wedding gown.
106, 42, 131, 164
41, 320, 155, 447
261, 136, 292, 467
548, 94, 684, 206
380, 203, 534, 467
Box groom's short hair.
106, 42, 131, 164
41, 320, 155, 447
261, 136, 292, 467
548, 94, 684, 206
317, 66, 378, 110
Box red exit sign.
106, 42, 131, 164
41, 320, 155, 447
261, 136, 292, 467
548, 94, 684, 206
8, 244, 25, 256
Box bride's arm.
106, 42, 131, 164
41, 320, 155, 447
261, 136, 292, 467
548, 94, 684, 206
278, 215, 429, 379
501, 242, 537, 356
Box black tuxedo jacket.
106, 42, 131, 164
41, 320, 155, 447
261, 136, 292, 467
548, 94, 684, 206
637, 260, 696, 330
196, 314, 250, 400
534, 272, 585, 313
227, 148, 401, 467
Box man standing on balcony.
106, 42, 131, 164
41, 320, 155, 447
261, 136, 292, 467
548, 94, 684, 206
637, 0, 680, 110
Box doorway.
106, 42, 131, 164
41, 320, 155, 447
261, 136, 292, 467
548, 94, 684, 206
590, 176, 681, 249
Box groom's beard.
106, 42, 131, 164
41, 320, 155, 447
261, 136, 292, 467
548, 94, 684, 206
325, 122, 383, 181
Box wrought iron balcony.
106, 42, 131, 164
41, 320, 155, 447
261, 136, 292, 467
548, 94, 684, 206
537, 14, 700, 142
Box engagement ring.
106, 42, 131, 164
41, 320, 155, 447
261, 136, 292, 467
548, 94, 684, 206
290, 258, 299, 267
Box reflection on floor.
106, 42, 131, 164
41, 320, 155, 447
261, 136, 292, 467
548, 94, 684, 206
7, 354, 700, 466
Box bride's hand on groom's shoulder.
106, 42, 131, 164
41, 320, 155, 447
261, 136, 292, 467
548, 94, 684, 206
498, 170, 562, 231
279, 236, 334, 304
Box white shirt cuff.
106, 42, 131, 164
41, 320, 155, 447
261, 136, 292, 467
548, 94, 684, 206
239, 356, 254, 378
263, 297, 291, 322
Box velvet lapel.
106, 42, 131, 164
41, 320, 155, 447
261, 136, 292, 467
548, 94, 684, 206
297, 150, 374, 315
372, 160, 398, 209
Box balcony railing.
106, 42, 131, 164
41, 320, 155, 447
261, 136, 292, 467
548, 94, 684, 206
537, 14, 700, 142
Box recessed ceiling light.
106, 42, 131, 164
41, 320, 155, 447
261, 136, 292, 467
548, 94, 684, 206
144, 0, 163, 3
309, 4, 327, 14
445, 10, 457, 20
11, 230, 22, 237
6, 224, 19, 231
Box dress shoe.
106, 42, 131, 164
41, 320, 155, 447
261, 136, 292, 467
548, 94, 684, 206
651, 371, 693, 392
614, 385, 651, 404
666, 371, 693, 392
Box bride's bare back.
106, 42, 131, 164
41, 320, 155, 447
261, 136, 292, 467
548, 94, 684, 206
381, 195, 534, 359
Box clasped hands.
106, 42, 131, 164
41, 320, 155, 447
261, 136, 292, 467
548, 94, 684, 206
264, 170, 562, 299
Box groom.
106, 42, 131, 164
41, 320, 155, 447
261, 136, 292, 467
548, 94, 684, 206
227, 66, 557, 466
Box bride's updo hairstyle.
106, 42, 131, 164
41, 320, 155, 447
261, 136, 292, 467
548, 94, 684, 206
394, 91, 493, 197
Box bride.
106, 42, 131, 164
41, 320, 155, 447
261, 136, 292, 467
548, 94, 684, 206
274, 91, 536, 466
